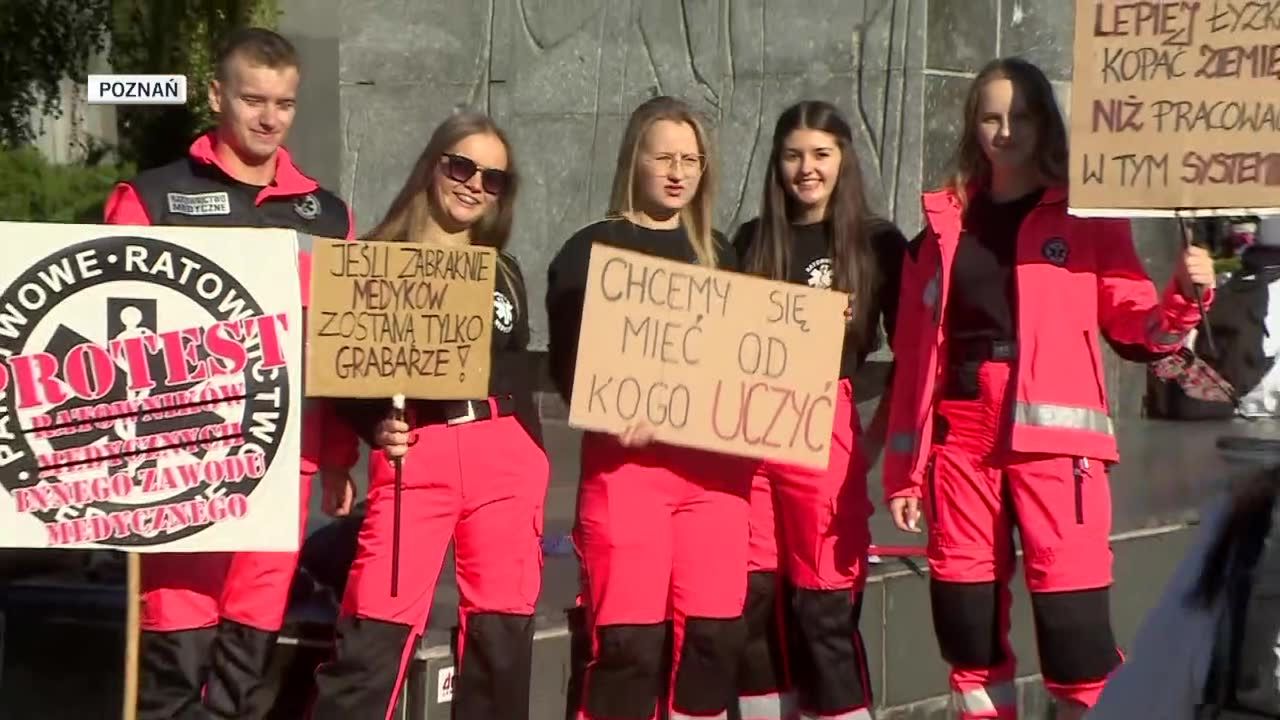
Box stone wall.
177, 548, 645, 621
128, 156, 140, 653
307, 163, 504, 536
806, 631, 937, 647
280, 0, 1179, 415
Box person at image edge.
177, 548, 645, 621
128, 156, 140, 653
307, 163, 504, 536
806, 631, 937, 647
308, 110, 549, 720
545, 95, 756, 720
101, 27, 361, 720
881, 57, 1216, 720
731, 100, 906, 720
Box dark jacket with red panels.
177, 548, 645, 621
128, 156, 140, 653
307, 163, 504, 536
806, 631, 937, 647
104, 131, 359, 474
882, 184, 1213, 503
104, 132, 354, 239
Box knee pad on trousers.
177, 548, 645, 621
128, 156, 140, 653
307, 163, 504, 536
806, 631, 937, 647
585, 623, 668, 720
455, 613, 535, 720
787, 587, 871, 712
739, 571, 788, 695
203, 619, 279, 719
1030, 588, 1122, 685
673, 616, 747, 716
311, 616, 416, 720
137, 627, 216, 720
930, 580, 1006, 669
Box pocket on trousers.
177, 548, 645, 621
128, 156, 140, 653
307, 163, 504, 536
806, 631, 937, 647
520, 511, 545, 607
809, 493, 841, 584
811, 478, 871, 583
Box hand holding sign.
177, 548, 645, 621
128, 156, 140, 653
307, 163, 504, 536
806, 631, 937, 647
618, 421, 657, 448
568, 244, 846, 469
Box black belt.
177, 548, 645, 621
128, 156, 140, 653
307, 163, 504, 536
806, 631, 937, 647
417, 394, 517, 426
942, 339, 1016, 401
948, 338, 1017, 364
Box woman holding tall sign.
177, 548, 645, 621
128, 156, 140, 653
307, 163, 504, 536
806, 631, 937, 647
545, 95, 754, 720
731, 100, 907, 720
310, 111, 549, 720
881, 58, 1217, 720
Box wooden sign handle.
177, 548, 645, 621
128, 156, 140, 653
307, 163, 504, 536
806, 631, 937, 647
122, 552, 140, 720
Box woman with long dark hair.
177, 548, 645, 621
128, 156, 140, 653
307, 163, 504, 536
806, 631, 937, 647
546, 95, 755, 720
310, 110, 548, 720
881, 57, 1216, 719
731, 100, 905, 720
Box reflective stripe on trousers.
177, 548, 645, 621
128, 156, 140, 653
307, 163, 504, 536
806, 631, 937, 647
953, 681, 1017, 716
671, 712, 729, 720
738, 692, 797, 720
799, 708, 874, 720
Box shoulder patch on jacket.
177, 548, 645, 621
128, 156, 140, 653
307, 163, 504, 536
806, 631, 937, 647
1042, 236, 1069, 266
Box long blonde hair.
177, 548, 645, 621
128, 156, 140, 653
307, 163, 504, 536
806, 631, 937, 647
363, 110, 523, 313
607, 96, 719, 268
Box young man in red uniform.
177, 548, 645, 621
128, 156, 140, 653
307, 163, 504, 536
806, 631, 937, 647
102, 27, 360, 720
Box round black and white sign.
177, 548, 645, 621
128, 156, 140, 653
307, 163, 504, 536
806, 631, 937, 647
0, 236, 292, 548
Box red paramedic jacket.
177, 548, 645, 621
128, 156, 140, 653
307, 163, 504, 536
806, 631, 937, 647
103, 132, 359, 475
882, 184, 1213, 503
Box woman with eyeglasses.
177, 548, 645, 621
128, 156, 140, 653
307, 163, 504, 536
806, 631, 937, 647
546, 94, 756, 720
310, 110, 549, 720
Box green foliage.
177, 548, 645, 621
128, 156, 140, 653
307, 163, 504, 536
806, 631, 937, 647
0, 145, 134, 223
1215, 255, 1243, 277
0, 0, 111, 148
109, 0, 281, 169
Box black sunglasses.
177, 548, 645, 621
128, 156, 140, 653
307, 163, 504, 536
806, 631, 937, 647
441, 153, 510, 195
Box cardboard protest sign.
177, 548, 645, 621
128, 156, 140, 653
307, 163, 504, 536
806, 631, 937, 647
569, 244, 847, 469
304, 238, 497, 399
1069, 0, 1280, 216
0, 222, 303, 552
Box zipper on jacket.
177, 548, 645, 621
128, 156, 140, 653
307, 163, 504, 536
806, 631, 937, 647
1073, 458, 1086, 525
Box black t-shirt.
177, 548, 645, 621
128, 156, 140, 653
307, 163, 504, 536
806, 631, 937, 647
485, 255, 541, 444
335, 251, 543, 448
944, 189, 1044, 346
731, 217, 907, 379
545, 218, 737, 403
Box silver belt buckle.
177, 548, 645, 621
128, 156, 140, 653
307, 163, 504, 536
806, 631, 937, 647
446, 402, 478, 426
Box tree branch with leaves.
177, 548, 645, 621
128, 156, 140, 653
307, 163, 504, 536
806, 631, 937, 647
0, 0, 111, 149
109, 0, 280, 170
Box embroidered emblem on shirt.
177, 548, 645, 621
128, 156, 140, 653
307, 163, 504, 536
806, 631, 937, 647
293, 193, 321, 220
804, 257, 833, 289
493, 291, 515, 334
166, 191, 230, 217
1042, 237, 1069, 266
